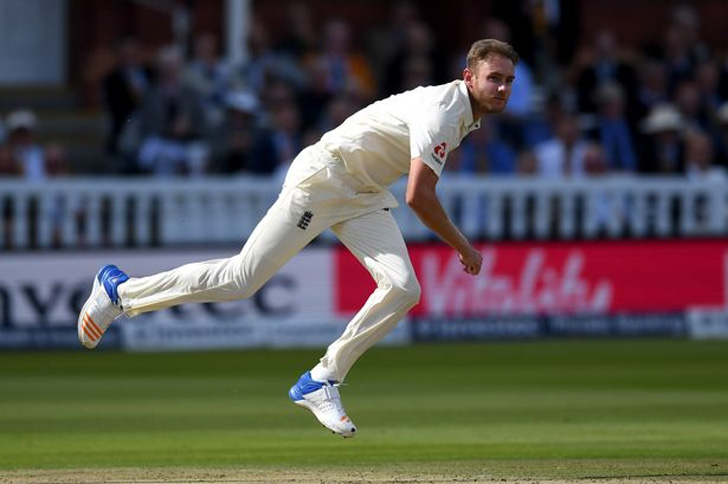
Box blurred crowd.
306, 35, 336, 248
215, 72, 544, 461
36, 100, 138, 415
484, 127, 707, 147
2, 1, 728, 182
0, 110, 68, 180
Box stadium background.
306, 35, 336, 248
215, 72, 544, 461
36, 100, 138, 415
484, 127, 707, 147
1, 1, 728, 482
2, 0, 728, 348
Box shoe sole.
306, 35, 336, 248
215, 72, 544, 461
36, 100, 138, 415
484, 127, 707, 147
293, 399, 356, 438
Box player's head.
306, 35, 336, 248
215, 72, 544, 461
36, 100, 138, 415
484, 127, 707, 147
466, 39, 519, 71
463, 39, 518, 117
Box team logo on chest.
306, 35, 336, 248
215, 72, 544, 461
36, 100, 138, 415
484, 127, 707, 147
431, 142, 447, 165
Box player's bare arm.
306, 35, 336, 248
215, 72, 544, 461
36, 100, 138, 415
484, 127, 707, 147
406, 157, 483, 275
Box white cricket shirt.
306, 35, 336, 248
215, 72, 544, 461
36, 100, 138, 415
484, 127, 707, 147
319, 80, 481, 189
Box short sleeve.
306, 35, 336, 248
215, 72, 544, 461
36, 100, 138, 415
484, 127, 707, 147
409, 105, 458, 177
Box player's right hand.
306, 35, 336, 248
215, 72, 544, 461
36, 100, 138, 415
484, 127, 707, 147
458, 246, 483, 275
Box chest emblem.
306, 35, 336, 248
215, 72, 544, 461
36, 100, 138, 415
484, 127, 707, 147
433, 142, 447, 159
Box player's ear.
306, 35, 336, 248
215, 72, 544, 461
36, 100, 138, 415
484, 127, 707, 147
463, 68, 473, 88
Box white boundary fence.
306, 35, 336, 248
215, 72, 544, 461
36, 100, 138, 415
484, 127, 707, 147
1, 175, 726, 249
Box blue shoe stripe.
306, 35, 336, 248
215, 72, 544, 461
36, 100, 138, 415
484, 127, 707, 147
289, 372, 337, 402
97, 264, 129, 306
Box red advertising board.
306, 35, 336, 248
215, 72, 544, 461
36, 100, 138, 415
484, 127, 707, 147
335, 239, 728, 316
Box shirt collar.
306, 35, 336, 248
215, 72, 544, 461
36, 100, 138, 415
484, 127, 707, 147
457, 80, 480, 132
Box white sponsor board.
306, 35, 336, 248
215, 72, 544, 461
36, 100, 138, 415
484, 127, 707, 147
118, 249, 336, 350
0, 248, 409, 350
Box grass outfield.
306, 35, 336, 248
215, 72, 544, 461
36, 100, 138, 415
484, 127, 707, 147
1, 339, 727, 482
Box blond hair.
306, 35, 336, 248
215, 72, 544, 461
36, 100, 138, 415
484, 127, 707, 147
466, 39, 519, 70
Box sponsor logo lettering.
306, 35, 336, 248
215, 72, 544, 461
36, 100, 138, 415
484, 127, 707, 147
420, 248, 613, 315
0, 275, 296, 327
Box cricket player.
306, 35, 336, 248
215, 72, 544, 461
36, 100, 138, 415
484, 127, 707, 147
78, 39, 517, 438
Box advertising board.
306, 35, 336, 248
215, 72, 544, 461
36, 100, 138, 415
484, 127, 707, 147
2, 239, 726, 349
336, 239, 728, 340
0, 249, 408, 350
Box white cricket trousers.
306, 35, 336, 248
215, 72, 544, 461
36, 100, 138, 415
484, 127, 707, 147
117, 145, 421, 381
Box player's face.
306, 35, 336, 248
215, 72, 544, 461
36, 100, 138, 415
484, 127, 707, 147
464, 54, 515, 117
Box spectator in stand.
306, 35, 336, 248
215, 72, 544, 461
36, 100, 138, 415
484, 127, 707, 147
683, 128, 725, 233
575, 29, 640, 126
668, 3, 711, 66
0, 115, 10, 175
534, 112, 590, 179
691, 60, 728, 158
313, 18, 376, 101
582, 142, 623, 235
297, 57, 335, 133
516, 149, 538, 176
399, 55, 436, 92
481, 17, 536, 150
3, 110, 70, 248
44, 144, 69, 177
715, 102, 728, 168
365, 0, 420, 92
720, 52, 728, 101
638, 103, 685, 174
184, 32, 231, 129
0, 146, 19, 176
102, 36, 152, 160
493, 0, 578, 84
587, 82, 637, 173
635, 59, 670, 122
522, 90, 569, 149
673, 79, 709, 132
695, 59, 724, 120
209, 90, 260, 173
512, 147, 539, 238
316, 92, 359, 134
274, 2, 318, 64
583, 142, 610, 177
0, 146, 15, 249
258, 78, 298, 127
658, 25, 700, 95
5, 110, 51, 180
134, 45, 209, 176
250, 101, 303, 181
234, 19, 306, 96
0, 114, 15, 248
457, 118, 517, 175
383, 21, 448, 96
684, 128, 725, 181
